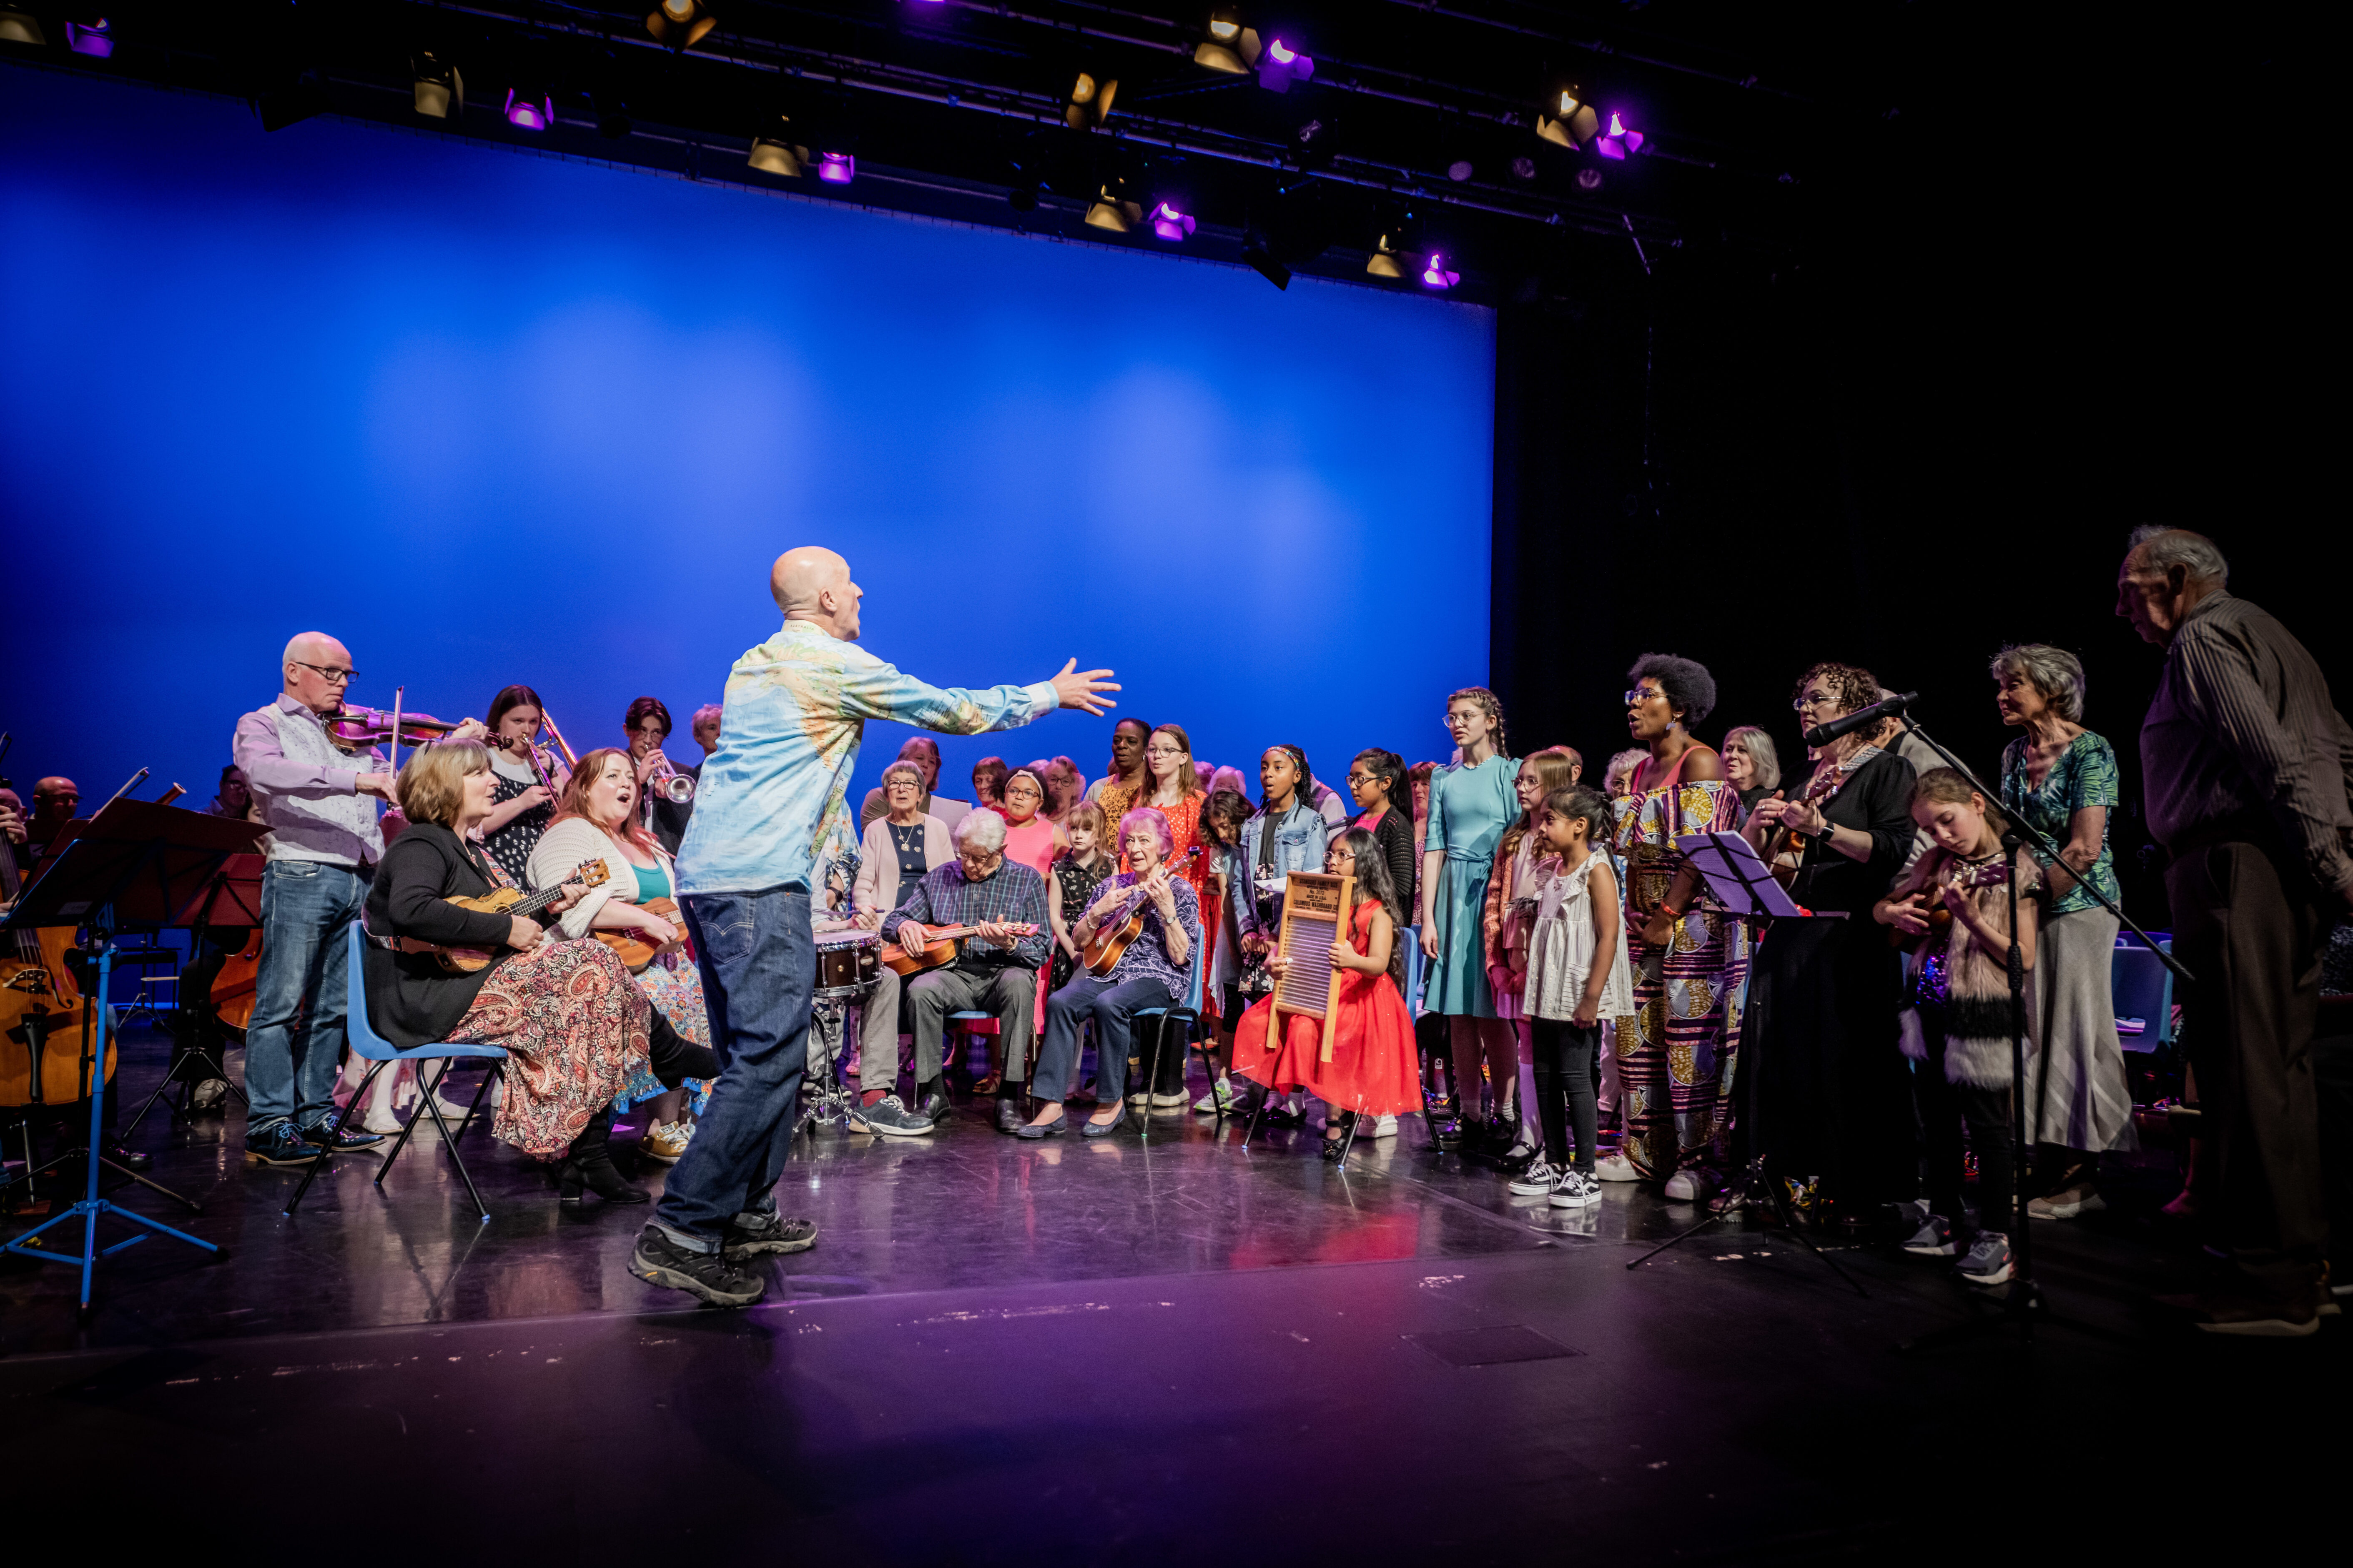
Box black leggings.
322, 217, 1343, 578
1917, 1008, 2014, 1236
1528, 1017, 1601, 1174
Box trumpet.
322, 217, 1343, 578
645, 754, 696, 804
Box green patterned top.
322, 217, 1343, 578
1999, 730, 2120, 917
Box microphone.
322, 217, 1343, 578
1804, 691, 1917, 749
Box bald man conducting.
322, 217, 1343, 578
229, 634, 405, 1166
630, 547, 1116, 1307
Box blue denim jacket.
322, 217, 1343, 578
1231, 802, 1330, 944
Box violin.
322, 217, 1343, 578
1886, 859, 2010, 952
326, 704, 463, 751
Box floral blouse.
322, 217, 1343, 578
1999, 731, 2120, 918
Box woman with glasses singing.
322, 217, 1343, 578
1417, 688, 1520, 1145
1738, 661, 1919, 1222
1604, 656, 1750, 1202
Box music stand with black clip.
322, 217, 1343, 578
1, 797, 258, 1315
1622, 830, 1868, 1297
120, 850, 261, 1139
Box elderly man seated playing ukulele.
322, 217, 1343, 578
876, 811, 1051, 1136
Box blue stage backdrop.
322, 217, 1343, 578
0, 69, 1492, 831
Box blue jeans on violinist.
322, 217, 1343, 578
652, 883, 813, 1252
244, 859, 370, 1139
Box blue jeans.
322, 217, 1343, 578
1033, 974, 1171, 1105
245, 859, 370, 1134
654, 885, 812, 1249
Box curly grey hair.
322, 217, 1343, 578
1990, 643, 2087, 724
953, 809, 1008, 851
2127, 525, 2228, 586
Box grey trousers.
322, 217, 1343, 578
906, 964, 1040, 1083
857, 967, 933, 1094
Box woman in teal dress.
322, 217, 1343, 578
1993, 643, 2135, 1218
1417, 687, 1521, 1142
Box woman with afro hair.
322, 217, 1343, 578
1602, 653, 1752, 1204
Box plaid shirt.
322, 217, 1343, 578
881, 859, 1050, 970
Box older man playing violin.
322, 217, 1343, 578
876, 811, 1051, 1137
1023, 806, 1201, 1141
230, 631, 486, 1168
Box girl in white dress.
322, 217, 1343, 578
1508, 787, 1635, 1207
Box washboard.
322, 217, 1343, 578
1270, 871, 1355, 1062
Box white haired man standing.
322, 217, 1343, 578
2122, 526, 2353, 1334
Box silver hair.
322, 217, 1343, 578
691, 702, 722, 732
1990, 643, 2087, 724
2127, 525, 2229, 586
1721, 725, 1782, 792
880, 760, 925, 789
953, 809, 1007, 851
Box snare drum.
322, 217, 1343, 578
813, 927, 881, 999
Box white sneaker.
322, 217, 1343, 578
1508, 1160, 1562, 1198
1193, 1078, 1237, 1114
1593, 1153, 1641, 1182
1663, 1168, 1718, 1203
1549, 1170, 1601, 1208
1369, 1114, 1398, 1139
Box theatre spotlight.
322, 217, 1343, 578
1258, 35, 1312, 93
646, 0, 717, 52
0, 11, 47, 45
749, 119, 808, 176
504, 86, 552, 131
1365, 233, 1409, 279
1066, 70, 1119, 130
818, 151, 855, 184
1085, 184, 1143, 233
1148, 200, 1195, 242
1194, 8, 1260, 75
1575, 167, 1603, 193
65, 18, 111, 57
412, 51, 462, 119
1535, 84, 1599, 150
1421, 252, 1459, 291
1594, 111, 1645, 160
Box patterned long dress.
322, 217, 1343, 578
1610, 759, 1751, 1179
611, 948, 715, 1118
447, 925, 652, 1157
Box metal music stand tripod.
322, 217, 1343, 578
1, 797, 260, 1315
121, 850, 261, 1137
1624, 829, 1867, 1296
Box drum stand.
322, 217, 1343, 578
797, 994, 862, 1134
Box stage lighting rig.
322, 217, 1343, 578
504, 84, 552, 131
1066, 69, 1119, 131
749, 115, 807, 176
1365, 233, 1409, 279
1257, 34, 1312, 94
1594, 112, 1645, 160
818, 151, 855, 184
1420, 252, 1459, 291
1535, 84, 1599, 151
411, 51, 462, 120
0, 11, 46, 45
646, 0, 717, 53
1148, 200, 1195, 242
1194, 8, 1260, 76
65, 18, 111, 58
1085, 180, 1142, 233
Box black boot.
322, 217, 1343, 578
646, 1010, 723, 1087
557, 1103, 650, 1206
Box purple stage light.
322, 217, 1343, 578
504, 89, 553, 131
819, 152, 856, 184
1596, 112, 1646, 160
1257, 36, 1313, 93
65, 18, 112, 57
1421, 253, 1459, 291
1149, 201, 1195, 242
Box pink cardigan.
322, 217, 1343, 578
854, 812, 954, 922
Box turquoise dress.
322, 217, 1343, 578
1422, 754, 1519, 1017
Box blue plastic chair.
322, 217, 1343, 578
1135, 917, 1210, 1134
283, 920, 511, 1222
2110, 932, 2176, 1055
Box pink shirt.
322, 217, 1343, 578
1000, 813, 1060, 880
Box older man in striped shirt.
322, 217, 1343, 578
2124, 526, 2353, 1335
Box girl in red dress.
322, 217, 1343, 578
1230, 827, 1422, 1159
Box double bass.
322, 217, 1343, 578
0, 840, 108, 1109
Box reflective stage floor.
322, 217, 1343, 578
2, 1025, 2335, 1559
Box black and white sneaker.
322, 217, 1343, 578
1548, 1170, 1601, 1209
243, 1120, 320, 1167
630, 1226, 766, 1307
1957, 1231, 2013, 1286
1901, 1212, 1957, 1255
848, 1095, 934, 1139
721, 1210, 819, 1260
300, 1119, 385, 1152
1508, 1160, 1563, 1198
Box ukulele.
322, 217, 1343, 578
1764, 746, 1880, 890
882, 920, 1042, 978
1885, 858, 2010, 952
593, 896, 684, 970
1080, 847, 1201, 977
404, 860, 610, 973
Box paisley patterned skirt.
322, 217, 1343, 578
449, 939, 650, 1157
1613, 906, 1749, 1180
613, 948, 715, 1117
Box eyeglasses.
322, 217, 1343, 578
1145, 745, 1184, 758
1623, 688, 1662, 706
1345, 771, 1378, 786
627, 723, 669, 739
1791, 691, 1837, 713
293, 661, 356, 684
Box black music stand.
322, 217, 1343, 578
122, 851, 262, 1137
1623, 831, 1867, 1296
1, 799, 258, 1314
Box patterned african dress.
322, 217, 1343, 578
442, 877, 652, 1157
1610, 756, 1751, 1179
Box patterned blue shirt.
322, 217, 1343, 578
880, 859, 1051, 970
675, 620, 1056, 899
1084, 872, 1202, 1001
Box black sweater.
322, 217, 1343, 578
1361, 805, 1420, 916
361, 822, 519, 1049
